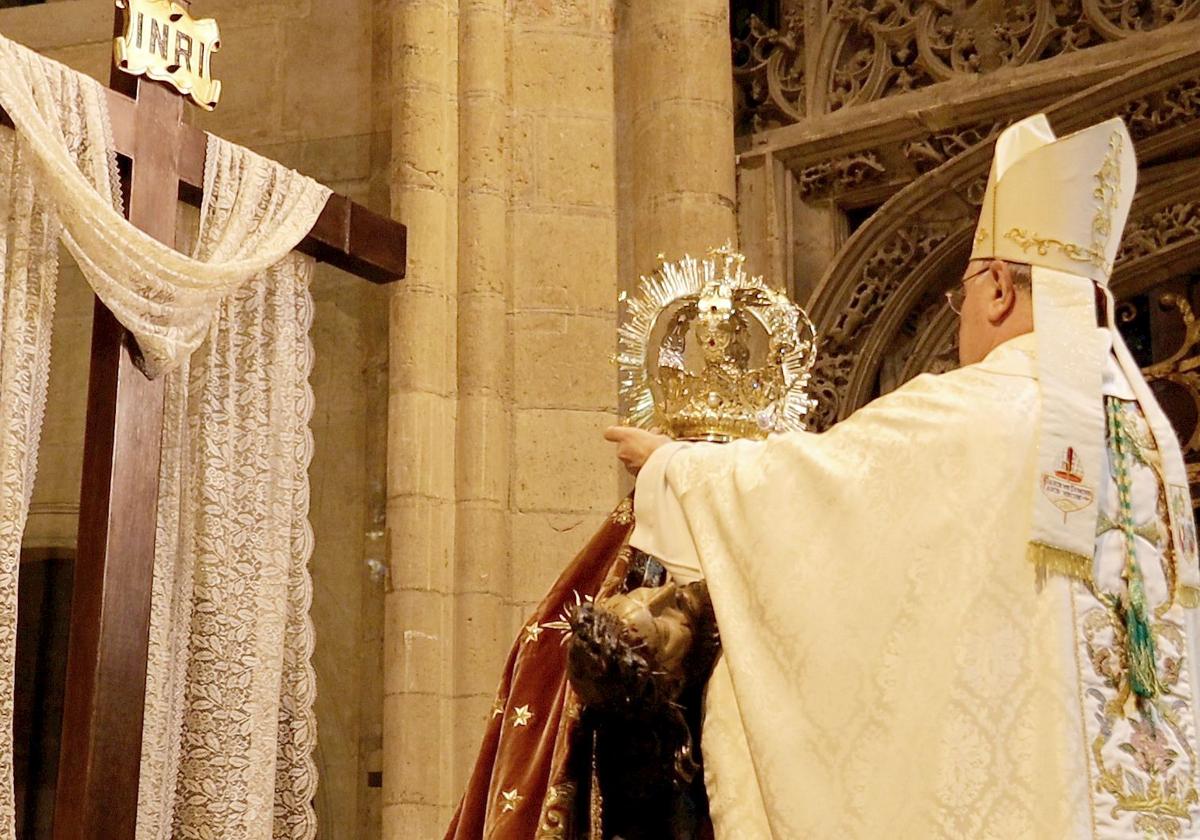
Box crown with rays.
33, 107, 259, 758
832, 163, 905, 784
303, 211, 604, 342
617, 243, 818, 442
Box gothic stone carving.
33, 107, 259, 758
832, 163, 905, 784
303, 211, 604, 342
1118, 200, 1200, 263
803, 52, 1200, 429
735, 0, 1200, 132
733, 12, 807, 134
797, 151, 888, 201
794, 127, 1001, 204
902, 121, 1006, 175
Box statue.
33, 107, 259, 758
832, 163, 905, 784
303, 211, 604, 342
443, 245, 818, 840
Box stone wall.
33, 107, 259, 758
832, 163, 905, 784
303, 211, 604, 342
385, 1, 623, 833
3, 1, 391, 838
385, 1, 736, 836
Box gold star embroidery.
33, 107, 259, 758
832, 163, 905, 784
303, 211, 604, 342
611, 498, 634, 525
500, 788, 523, 813
490, 698, 505, 719
522, 623, 545, 644
511, 705, 534, 728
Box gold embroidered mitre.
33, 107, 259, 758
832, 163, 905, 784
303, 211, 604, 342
970, 114, 1137, 285
617, 245, 818, 442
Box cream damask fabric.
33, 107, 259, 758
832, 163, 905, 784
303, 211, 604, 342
634, 331, 1200, 839
0, 34, 330, 378
135, 138, 325, 840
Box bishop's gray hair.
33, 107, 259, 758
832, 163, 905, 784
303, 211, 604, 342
1005, 260, 1032, 287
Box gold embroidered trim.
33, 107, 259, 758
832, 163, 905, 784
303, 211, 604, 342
974, 227, 989, 244
535, 783, 574, 839
589, 731, 603, 840
1002, 131, 1124, 274
1029, 541, 1092, 583
610, 497, 634, 525
1004, 228, 1106, 269
1180, 585, 1200, 609
1092, 132, 1122, 250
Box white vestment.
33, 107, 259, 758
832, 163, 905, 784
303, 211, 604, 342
632, 331, 1200, 839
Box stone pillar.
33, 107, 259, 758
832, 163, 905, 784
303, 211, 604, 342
625, 0, 738, 276
385, 1, 459, 836
507, 0, 622, 620
450, 0, 513, 797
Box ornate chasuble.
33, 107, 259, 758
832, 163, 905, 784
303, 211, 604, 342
632, 331, 1200, 839
1083, 396, 1200, 836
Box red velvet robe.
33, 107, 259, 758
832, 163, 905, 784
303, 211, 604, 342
444, 499, 635, 840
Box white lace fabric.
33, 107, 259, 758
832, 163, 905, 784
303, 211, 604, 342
0, 31, 329, 840
0, 128, 65, 840
137, 250, 320, 840
0, 34, 330, 379
0, 46, 121, 838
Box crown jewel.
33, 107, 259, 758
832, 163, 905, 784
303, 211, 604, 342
618, 245, 818, 442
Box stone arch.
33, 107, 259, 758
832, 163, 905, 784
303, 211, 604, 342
804, 45, 1200, 429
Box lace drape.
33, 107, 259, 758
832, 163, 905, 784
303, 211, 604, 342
0, 34, 329, 378
134, 138, 322, 840
0, 128, 61, 840
0, 46, 123, 836
0, 32, 330, 840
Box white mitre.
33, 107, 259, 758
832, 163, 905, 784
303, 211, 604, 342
970, 114, 1199, 596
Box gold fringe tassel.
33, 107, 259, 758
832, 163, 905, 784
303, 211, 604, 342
1028, 541, 1093, 584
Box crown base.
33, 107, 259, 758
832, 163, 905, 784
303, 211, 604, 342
663, 414, 771, 443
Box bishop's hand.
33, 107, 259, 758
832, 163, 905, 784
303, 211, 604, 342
604, 425, 670, 475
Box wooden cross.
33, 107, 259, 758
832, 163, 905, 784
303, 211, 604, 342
3, 4, 405, 838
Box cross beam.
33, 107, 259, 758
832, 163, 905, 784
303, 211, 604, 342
103, 86, 406, 283
1, 87, 406, 284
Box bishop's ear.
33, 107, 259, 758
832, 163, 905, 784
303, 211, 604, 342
986, 259, 1019, 324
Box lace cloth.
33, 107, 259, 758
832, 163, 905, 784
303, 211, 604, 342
130, 123, 324, 840
0, 130, 63, 840
0, 32, 329, 840
136, 245, 320, 840
0, 45, 123, 836
0, 34, 330, 378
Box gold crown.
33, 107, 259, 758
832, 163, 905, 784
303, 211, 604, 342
618, 245, 818, 442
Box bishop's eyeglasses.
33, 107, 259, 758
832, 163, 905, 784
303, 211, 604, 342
944, 266, 991, 315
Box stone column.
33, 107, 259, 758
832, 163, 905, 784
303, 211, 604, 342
385, 1, 459, 836
506, 0, 622, 622
450, 0, 514, 797
624, 0, 738, 276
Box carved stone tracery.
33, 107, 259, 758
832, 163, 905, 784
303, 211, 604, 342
1118, 200, 1200, 263
733, 0, 1200, 131
797, 150, 888, 200
902, 121, 1006, 174
733, 11, 807, 133
1120, 75, 1200, 141
793, 124, 1007, 204
798, 50, 1200, 430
